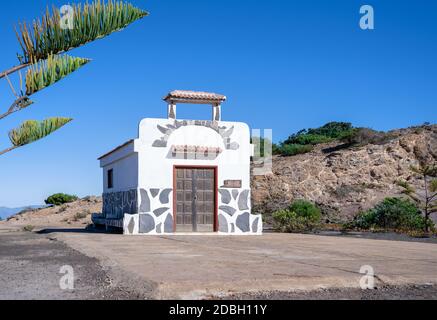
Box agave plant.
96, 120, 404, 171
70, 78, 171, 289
0, 1, 148, 156
398, 163, 437, 233
16, 0, 148, 63
26, 54, 90, 95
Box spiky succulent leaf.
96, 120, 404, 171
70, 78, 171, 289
16, 0, 148, 63
25, 54, 90, 95
9, 117, 72, 147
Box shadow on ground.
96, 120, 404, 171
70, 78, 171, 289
37, 226, 122, 235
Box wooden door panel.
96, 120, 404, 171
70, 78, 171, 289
175, 167, 215, 232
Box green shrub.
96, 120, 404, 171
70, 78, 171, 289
285, 133, 333, 146
277, 144, 313, 156
22, 225, 35, 232
340, 128, 394, 146
273, 200, 321, 232
272, 143, 282, 155
45, 193, 78, 206
289, 200, 322, 222
285, 122, 354, 145
251, 137, 273, 158
275, 122, 394, 157
347, 197, 433, 232
306, 122, 354, 139
273, 210, 304, 232
276, 122, 356, 157
73, 211, 88, 221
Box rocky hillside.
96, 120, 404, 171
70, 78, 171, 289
3, 196, 101, 228
252, 124, 437, 223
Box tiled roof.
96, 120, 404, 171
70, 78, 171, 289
163, 90, 226, 104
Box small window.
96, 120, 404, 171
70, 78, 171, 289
107, 169, 114, 189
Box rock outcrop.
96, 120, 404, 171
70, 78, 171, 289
252, 124, 437, 223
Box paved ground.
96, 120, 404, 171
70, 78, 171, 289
48, 229, 437, 299
1, 225, 437, 300
0, 229, 150, 300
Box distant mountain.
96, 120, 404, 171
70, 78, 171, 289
0, 206, 46, 220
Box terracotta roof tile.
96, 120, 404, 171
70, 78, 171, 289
164, 90, 226, 104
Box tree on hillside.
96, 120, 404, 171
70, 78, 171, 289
0, 0, 148, 156
397, 162, 437, 232
284, 122, 354, 145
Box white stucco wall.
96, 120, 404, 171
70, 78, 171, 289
100, 143, 138, 193
136, 118, 251, 191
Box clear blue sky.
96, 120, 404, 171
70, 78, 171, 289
0, 0, 436, 207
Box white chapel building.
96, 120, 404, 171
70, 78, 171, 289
93, 90, 262, 235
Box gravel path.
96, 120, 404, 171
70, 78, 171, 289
0, 229, 146, 300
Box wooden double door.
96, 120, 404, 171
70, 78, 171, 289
175, 167, 216, 232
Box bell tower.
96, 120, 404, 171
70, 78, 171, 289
163, 90, 227, 121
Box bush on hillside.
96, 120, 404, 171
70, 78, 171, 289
306, 122, 354, 138
277, 144, 314, 156
272, 122, 394, 157
22, 225, 35, 232
346, 197, 433, 233
45, 193, 78, 206
274, 122, 356, 157
285, 133, 333, 146
73, 211, 89, 221
340, 128, 394, 146
273, 200, 322, 232
284, 122, 354, 145
289, 200, 322, 222
251, 136, 274, 158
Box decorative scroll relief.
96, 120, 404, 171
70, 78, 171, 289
152, 120, 239, 151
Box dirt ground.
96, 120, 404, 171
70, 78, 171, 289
0, 229, 149, 300
1, 225, 437, 300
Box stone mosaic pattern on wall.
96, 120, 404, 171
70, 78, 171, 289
120, 188, 262, 235
152, 120, 239, 151
103, 189, 138, 220
123, 213, 139, 234
123, 188, 174, 235
218, 188, 262, 235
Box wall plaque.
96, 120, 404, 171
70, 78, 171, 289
222, 180, 242, 188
